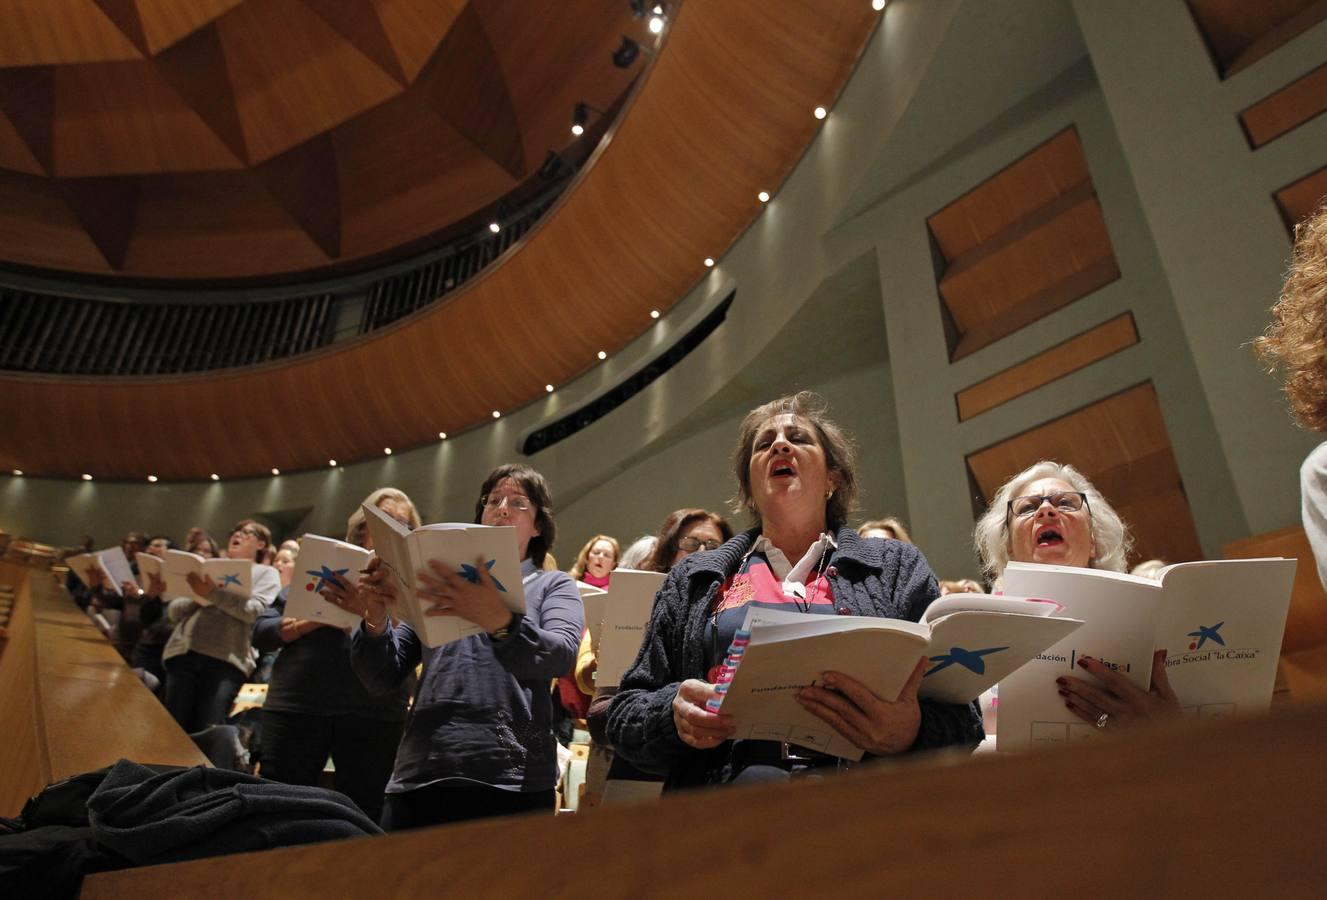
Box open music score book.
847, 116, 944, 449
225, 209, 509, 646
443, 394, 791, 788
282, 534, 371, 629
592, 569, 667, 689
577, 582, 608, 647
67, 547, 135, 596
361, 503, 525, 648
160, 550, 253, 604
714, 595, 1085, 761
996, 558, 1296, 752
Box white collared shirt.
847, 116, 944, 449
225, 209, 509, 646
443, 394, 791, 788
746, 532, 837, 600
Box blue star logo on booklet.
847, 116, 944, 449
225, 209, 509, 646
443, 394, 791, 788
218, 573, 243, 588
925, 646, 1009, 677
458, 559, 507, 592
305, 565, 349, 592
1187, 622, 1225, 651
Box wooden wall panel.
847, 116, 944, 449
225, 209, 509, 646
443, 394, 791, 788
928, 128, 1121, 362
0, 563, 41, 817
1240, 61, 1327, 149
1185, 0, 1327, 77
966, 383, 1203, 567
1276, 165, 1327, 232
956, 313, 1139, 421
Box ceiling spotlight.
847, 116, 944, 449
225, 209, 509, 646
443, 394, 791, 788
597, 350, 608, 360
872, 0, 887, 10
571, 102, 589, 136
210, 473, 220, 481
545, 384, 555, 393
613, 36, 641, 69
653, 3, 663, 11
488, 221, 500, 234
11, 469, 22, 476
384, 448, 392, 456
82, 473, 93, 481
650, 310, 660, 319
328, 459, 337, 467
758, 191, 771, 203
648, 14, 664, 33
438, 432, 448, 440
147, 475, 158, 483
704, 257, 715, 267
271, 468, 280, 476
814, 106, 827, 119
492, 410, 501, 419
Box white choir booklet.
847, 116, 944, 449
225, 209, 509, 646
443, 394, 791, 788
592, 569, 667, 689
714, 596, 1085, 761
361, 502, 526, 648
996, 558, 1296, 752
67, 547, 135, 595
282, 534, 371, 629
577, 582, 608, 648
134, 552, 164, 593
161, 549, 253, 604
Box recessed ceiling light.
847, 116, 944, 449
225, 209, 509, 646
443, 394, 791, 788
11, 469, 22, 476
492, 410, 501, 419
271, 468, 280, 476
488, 221, 500, 234
648, 14, 664, 33
650, 310, 660, 319
81, 473, 93, 481
210, 473, 220, 481
571, 122, 584, 136
545, 384, 554, 393
147, 475, 158, 483
438, 432, 448, 440
872, 0, 887, 11
328, 459, 337, 467
814, 106, 827, 119
597, 350, 607, 360
704, 257, 715, 267
384, 447, 392, 455
758, 191, 770, 202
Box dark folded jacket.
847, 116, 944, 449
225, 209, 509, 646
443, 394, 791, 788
87, 759, 382, 865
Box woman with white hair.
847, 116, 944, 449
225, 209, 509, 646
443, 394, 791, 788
975, 461, 1179, 731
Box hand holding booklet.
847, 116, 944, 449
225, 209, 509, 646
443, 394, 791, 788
67, 547, 136, 596
360, 502, 525, 648
161, 550, 252, 603
713, 595, 1084, 760
282, 534, 372, 629
995, 558, 1296, 751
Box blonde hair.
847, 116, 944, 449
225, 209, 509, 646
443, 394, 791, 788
569, 534, 620, 580
346, 487, 422, 547
973, 461, 1132, 584
857, 517, 912, 544
1258, 202, 1327, 431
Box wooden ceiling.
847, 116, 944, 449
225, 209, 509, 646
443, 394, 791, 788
0, 0, 645, 280
1184, 0, 1327, 78
0, 0, 881, 481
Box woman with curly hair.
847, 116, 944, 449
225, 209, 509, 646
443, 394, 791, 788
1258, 202, 1327, 587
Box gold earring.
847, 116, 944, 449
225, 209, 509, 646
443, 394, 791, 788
825, 489, 834, 500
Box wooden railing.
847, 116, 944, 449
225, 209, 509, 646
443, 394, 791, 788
0, 561, 206, 818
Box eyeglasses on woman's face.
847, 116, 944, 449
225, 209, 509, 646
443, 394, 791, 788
482, 494, 532, 513
232, 526, 262, 539
1007, 490, 1088, 519
678, 536, 721, 553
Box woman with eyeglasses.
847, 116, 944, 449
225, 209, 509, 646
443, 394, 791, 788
339, 464, 583, 829
974, 461, 1180, 731
643, 509, 734, 573
162, 519, 281, 733
602, 393, 982, 789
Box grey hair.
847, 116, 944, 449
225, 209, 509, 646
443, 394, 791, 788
974, 460, 1132, 585
619, 535, 658, 570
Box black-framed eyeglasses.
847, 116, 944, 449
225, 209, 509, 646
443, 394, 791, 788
679, 536, 721, 553
233, 526, 261, 539
1007, 491, 1089, 519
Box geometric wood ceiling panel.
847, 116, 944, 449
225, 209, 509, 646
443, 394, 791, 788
0, 0, 644, 280
1185, 0, 1327, 78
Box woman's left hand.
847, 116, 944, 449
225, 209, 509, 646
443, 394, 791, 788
418, 557, 512, 633
797, 656, 926, 755
1058, 649, 1182, 730
185, 571, 217, 600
